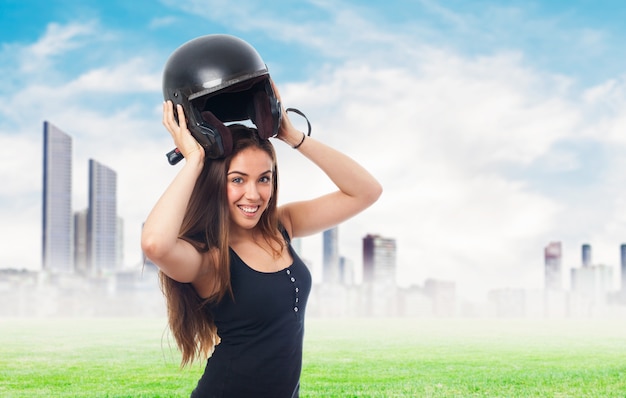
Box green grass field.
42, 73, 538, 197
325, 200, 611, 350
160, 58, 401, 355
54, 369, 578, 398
0, 317, 625, 397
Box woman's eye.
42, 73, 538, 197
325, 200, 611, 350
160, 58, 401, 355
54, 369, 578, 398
231, 177, 243, 184
259, 176, 271, 183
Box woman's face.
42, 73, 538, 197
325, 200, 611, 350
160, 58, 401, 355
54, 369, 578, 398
226, 147, 274, 231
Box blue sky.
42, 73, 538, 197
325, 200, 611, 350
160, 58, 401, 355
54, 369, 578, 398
2, 0, 626, 299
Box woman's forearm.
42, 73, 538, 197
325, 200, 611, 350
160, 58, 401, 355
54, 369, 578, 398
141, 158, 204, 261
295, 135, 382, 206
277, 128, 382, 238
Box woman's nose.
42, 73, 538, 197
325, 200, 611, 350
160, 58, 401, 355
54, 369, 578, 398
245, 182, 261, 200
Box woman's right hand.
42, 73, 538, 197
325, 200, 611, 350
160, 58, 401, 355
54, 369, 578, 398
162, 101, 205, 164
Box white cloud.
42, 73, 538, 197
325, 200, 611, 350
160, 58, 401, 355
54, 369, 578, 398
274, 44, 625, 298
18, 22, 97, 73
9, 59, 160, 110
66, 58, 161, 93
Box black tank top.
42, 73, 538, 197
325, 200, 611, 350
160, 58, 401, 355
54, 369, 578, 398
191, 231, 312, 398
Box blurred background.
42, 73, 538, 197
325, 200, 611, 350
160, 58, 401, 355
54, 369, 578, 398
2, 0, 626, 318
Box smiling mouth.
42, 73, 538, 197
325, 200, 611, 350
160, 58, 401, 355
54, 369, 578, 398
238, 205, 260, 215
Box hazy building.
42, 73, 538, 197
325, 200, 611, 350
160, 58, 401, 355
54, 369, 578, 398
87, 159, 118, 273
571, 264, 613, 300
362, 234, 397, 317
488, 288, 525, 318
323, 227, 340, 284
582, 243, 592, 267
339, 256, 355, 285
544, 241, 562, 291
42, 121, 73, 273
362, 234, 396, 286
424, 278, 456, 316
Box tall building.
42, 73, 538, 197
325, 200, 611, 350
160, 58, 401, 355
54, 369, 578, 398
582, 243, 592, 267
621, 244, 626, 293
87, 159, 118, 273
544, 241, 562, 291
323, 227, 340, 283
42, 121, 73, 273
339, 256, 355, 285
362, 234, 396, 286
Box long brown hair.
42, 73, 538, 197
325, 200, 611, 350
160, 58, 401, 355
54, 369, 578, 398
159, 124, 283, 367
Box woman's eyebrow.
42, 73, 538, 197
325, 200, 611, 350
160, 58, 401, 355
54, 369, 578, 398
227, 169, 272, 176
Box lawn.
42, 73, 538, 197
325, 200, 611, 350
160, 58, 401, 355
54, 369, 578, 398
0, 317, 624, 397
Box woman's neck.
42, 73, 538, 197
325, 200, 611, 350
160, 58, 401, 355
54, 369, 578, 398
228, 224, 259, 245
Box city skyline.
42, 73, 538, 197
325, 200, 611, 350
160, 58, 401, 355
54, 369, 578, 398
5, 228, 624, 318
20, 119, 626, 302
35, 125, 626, 298
9, 138, 626, 319
42, 121, 122, 275
3, 2, 626, 300
8, 126, 626, 317
25, 115, 626, 295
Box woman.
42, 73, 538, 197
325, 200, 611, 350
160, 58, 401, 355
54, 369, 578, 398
141, 85, 382, 397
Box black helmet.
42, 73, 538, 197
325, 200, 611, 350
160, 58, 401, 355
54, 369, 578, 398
162, 34, 281, 161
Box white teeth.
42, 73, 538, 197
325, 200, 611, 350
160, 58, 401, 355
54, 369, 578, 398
239, 206, 259, 214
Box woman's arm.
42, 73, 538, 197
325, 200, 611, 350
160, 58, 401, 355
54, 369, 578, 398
278, 134, 382, 238
273, 84, 382, 237
140, 102, 207, 283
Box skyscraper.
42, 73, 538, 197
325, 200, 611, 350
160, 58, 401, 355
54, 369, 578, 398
42, 121, 73, 273
544, 241, 562, 291
362, 234, 396, 286
582, 243, 592, 267
323, 227, 340, 283
339, 256, 355, 285
87, 159, 118, 273
74, 209, 88, 274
